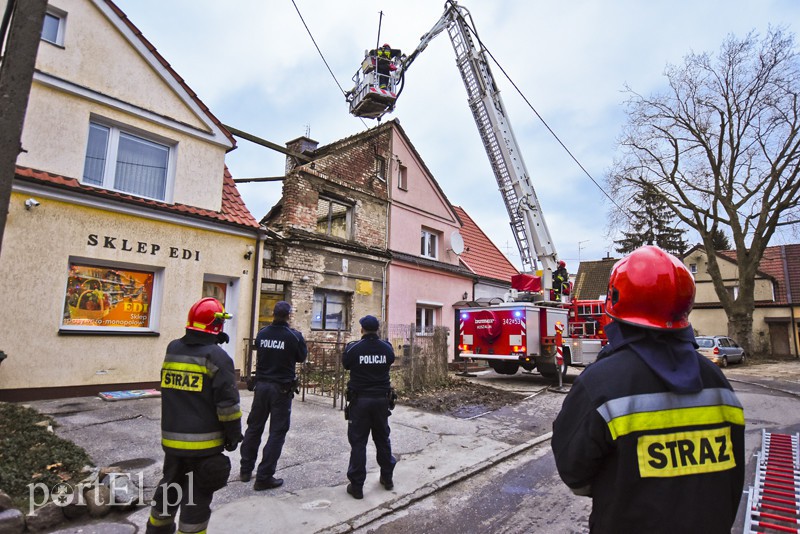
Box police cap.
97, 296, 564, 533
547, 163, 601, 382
359, 315, 380, 331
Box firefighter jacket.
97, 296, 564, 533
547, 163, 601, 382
159, 331, 242, 457
551, 321, 745, 533
253, 319, 308, 384
343, 333, 395, 396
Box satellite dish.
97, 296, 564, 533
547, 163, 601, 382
449, 231, 465, 255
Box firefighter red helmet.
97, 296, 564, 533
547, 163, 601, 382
558, 260, 566, 268
186, 297, 232, 335
605, 245, 694, 330
382, 43, 391, 48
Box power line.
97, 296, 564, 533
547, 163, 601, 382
468, 29, 626, 214
290, 0, 369, 129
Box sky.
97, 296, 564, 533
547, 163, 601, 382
116, 0, 800, 270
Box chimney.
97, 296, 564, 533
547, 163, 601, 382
285, 136, 318, 173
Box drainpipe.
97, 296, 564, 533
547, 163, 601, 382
249, 228, 266, 341
781, 246, 799, 358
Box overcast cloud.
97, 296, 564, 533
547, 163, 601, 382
116, 0, 800, 269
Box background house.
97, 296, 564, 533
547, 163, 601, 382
684, 244, 800, 357
572, 257, 617, 301
0, 0, 260, 401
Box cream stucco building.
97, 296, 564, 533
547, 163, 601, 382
0, 0, 261, 400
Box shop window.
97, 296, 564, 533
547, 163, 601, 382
61, 261, 159, 332
316, 196, 352, 239
416, 306, 436, 335
41, 7, 66, 46
312, 289, 349, 331
83, 121, 173, 201
420, 229, 439, 259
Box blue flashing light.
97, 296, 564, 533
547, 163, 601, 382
513, 310, 522, 318
461, 312, 469, 319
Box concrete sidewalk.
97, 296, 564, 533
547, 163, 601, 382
28, 381, 556, 534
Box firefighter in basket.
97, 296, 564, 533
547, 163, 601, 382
551, 245, 745, 533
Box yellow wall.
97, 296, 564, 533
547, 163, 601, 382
0, 193, 255, 391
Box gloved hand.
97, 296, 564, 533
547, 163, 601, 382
216, 332, 230, 344
224, 432, 243, 452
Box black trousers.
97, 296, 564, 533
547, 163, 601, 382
240, 381, 293, 482
146, 453, 229, 534
347, 395, 396, 487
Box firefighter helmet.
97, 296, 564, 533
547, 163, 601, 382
605, 245, 695, 330
382, 43, 391, 48
186, 297, 232, 335
558, 260, 566, 268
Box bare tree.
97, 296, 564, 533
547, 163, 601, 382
608, 28, 800, 355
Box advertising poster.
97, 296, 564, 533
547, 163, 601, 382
62, 264, 154, 329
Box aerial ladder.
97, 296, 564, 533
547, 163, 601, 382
347, 0, 560, 294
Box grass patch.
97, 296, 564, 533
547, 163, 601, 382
0, 402, 93, 510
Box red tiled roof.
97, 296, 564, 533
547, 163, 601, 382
102, 0, 236, 150
15, 165, 260, 229
453, 206, 519, 284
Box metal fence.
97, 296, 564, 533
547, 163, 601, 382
242, 324, 450, 407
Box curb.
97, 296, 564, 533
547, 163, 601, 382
319, 432, 554, 533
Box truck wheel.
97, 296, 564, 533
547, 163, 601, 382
489, 361, 520, 375
538, 349, 569, 381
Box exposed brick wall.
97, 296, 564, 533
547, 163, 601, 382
261, 126, 396, 345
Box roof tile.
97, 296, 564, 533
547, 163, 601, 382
15, 165, 259, 230
452, 206, 519, 283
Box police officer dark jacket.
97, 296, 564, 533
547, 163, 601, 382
160, 299, 242, 457
551, 246, 745, 533
254, 312, 307, 384
343, 321, 395, 395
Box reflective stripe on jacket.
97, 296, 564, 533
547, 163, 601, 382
160, 336, 241, 457
552, 346, 745, 533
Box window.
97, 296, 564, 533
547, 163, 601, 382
61, 261, 158, 332
41, 8, 66, 46
416, 306, 436, 335
689, 263, 697, 274
316, 196, 352, 239
83, 122, 172, 201
420, 229, 438, 259
398, 164, 408, 190
375, 156, 386, 179
312, 289, 349, 331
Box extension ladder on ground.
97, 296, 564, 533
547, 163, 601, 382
744, 430, 800, 533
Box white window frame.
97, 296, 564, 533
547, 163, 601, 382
689, 263, 697, 274
420, 228, 438, 259
41, 7, 67, 46
82, 119, 176, 202
398, 164, 408, 190
416, 305, 437, 335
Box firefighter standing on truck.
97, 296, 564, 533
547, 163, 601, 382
146, 297, 242, 534
343, 315, 397, 499
551, 245, 745, 533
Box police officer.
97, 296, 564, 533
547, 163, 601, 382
551, 246, 745, 533
240, 301, 307, 490
146, 297, 242, 534
343, 315, 397, 499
